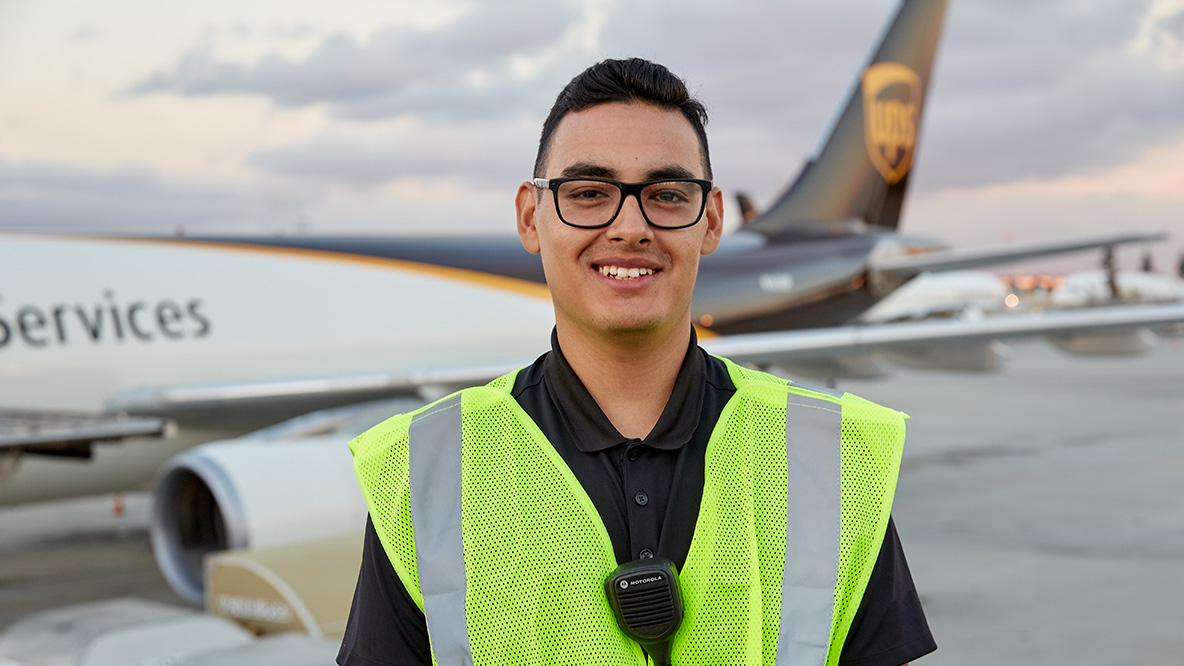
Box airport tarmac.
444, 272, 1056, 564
843, 339, 1184, 665
1, 339, 1182, 664
0, 491, 189, 629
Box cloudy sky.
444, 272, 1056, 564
2, 0, 1182, 272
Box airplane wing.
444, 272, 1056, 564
103, 361, 530, 430
874, 231, 1167, 277
703, 301, 1184, 365
0, 410, 174, 454
101, 302, 1184, 428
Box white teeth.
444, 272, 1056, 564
597, 265, 655, 280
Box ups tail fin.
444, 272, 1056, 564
747, 0, 947, 235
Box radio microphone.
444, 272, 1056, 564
604, 557, 684, 666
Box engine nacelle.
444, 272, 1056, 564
883, 340, 1007, 372
1046, 328, 1156, 356
151, 435, 367, 603
149, 398, 420, 604
766, 351, 893, 380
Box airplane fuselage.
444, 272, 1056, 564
0, 229, 913, 504
1, 230, 940, 412
0, 234, 558, 415
181, 228, 908, 332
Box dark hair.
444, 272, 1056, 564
533, 58, 712, 179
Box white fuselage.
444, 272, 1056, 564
0, 234, 557, 503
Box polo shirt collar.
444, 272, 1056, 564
543, 327, 706, 453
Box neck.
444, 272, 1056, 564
556, 320, 690, 440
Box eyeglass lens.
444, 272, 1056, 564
555, 180, 704, 228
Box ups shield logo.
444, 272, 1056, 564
862, 63, 921, 185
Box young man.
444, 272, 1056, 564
340, 58, 935, 666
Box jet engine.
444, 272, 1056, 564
1046, 328, 1156, 356
882, 340, 1008, 372
150, 399, 420, 604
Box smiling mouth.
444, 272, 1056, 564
596, 265, 657, 280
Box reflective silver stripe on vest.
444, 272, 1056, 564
794, 382, 843, 399
408, 394, 475, 666
776, 393, 842, 666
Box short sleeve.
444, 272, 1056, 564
838, 516, 937, 665
337, 516, 432, 666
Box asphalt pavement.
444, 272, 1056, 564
842, 339, 1184, 665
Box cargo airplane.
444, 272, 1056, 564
2, 0, 1182, 610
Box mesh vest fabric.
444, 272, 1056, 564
705, 360, 906, 666
350, 360, 905, 666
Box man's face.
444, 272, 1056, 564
516, 102, 723, 341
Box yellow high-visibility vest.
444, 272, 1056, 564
351, 358, 906, 666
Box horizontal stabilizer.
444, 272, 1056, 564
702, 302, 1184, 366
873, 231, 1169, 277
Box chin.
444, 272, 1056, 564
597, 314, 671, 336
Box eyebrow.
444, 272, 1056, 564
560, 162, 616, 179
645, 165, 696, 180
558, 162, 699, 181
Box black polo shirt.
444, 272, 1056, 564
339, 330, 936, 666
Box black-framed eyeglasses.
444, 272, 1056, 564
533, 177, 712, 229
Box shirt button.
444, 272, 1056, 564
639, 548, 654, 559
627, 447, 642, 461
634, 491, 649, 506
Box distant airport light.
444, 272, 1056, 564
1005, 294, 1020, 308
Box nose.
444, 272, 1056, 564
607, 193, 653, 245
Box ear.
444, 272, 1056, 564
516, 182, 541, 255
699, 186, 724, 256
